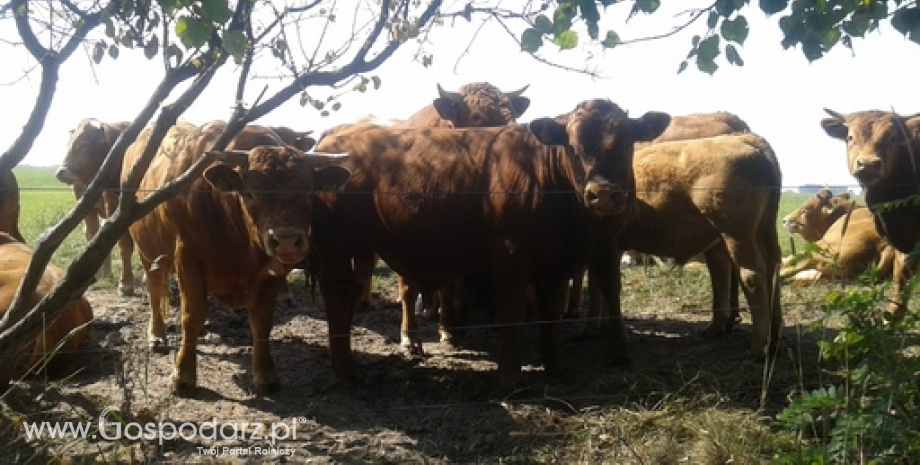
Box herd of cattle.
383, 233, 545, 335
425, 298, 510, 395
1, 82, 919, 397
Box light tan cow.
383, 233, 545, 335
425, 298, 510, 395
0, 232, 92, 384
780, 189, 895, 283
56, 119, 136, 295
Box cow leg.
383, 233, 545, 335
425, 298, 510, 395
591, 247, 630, 366
397, 275, 425, 357
565, 267, 586, 319
319, 252, 363, 382
887, 250, 913, 319
117, 233, 137, 296
353, 254, 377, 312
249, 292, 281, 395
700, 243, 734, 338
492, 272, 530, 387
144, 261, 172, 351
436, 280, 459, 347
530, 274, 572, 382
173, 257, 208, 397
725, 237, 778, 360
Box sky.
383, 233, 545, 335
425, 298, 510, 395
2, 1, 919, 190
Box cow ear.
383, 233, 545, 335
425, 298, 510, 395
432, 98, 464, 125
630, 112, 671, 142
298, 136, 317, 151
529, 118, 568, 145
817, 188, 833, 201
204, 164, 245, 192
314, 165, 351, 192
510, 97, 531, 119
821, 109, 848, 141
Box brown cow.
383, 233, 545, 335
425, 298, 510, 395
821, 109, 920, 315
0, 170, 24, 242
56, 119, 137, 296
313, 99, 670, 386
0, 232, 93, 384
124, 121, 350, 397
780, 192, 895, 283
569, 112, 752, 317
391, 82, 532, 354
401, 82, 530, 128
585, 133, 783, 361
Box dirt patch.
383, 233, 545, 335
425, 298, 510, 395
1, 266, 834, 463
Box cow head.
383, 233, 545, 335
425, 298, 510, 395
433, 82, 531, 127
528, 99, 670, 216
56, 119, 126, 186
203, 147, 350, 265
822, 109, 920, 188
782, 188, 853, 242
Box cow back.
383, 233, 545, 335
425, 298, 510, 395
0, 235, 92, 381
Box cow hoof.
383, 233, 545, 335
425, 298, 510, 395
148, 336, 169, 354
254, 379, 281, 396
399, 336, 425, 358
117, 285, 137, 297
173, 379, 198, 398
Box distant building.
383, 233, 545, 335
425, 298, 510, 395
797, 184, 855, 195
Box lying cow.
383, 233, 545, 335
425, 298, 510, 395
0, 232, 93, 384
56, 119, 137, 296
124, 121, 349, 397
313, 99, 670, 386
821, 109, 920, 316
780, 189, 895, 283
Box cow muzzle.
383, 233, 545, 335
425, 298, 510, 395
55, 167, 75, 185
584, 181, 630, 216
782, 217, 800, 234
263, 227, 308, 265
852, 156, 883, 186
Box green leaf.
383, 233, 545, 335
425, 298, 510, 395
223, 30, 248, 63
552, 5, 573, 36
720, 15, 749, 44
165, 44, 183, 66
107, 44, 119, 59
821, 27, 841, 50
635, 0, 660, 14
176, 16, 212, 48
521, 28, 544, 53
92, 41, 106, 64
715, 0, 739, 17
144, 35, 159, 59
602, 30, 620, 48
534, 14, 553, 34
587, 21, 599, 40
554, 30, 579, 50
698, 35, 721, 61
578, 0, 601, 23
696, 56, 719, 74
677, 60, 689, 74
759, 0, 788, 15
892, 7, 920, 36
725, 44, 744, 66
200, 0, 232, 24
707, 11, 719, 29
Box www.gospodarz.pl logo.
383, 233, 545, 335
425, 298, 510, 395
22, 406, 305, 450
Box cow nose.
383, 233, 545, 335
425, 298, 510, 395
265, 227, 308, 264
584, 182, 629, 216
55, 168, 74, 185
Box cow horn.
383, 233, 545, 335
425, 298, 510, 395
505, 84, 530, 98
207, 149, 250, 167
437, 84, 463, 102
305, 152, 349, 167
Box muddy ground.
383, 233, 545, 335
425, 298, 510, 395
1, 266, 836, 463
